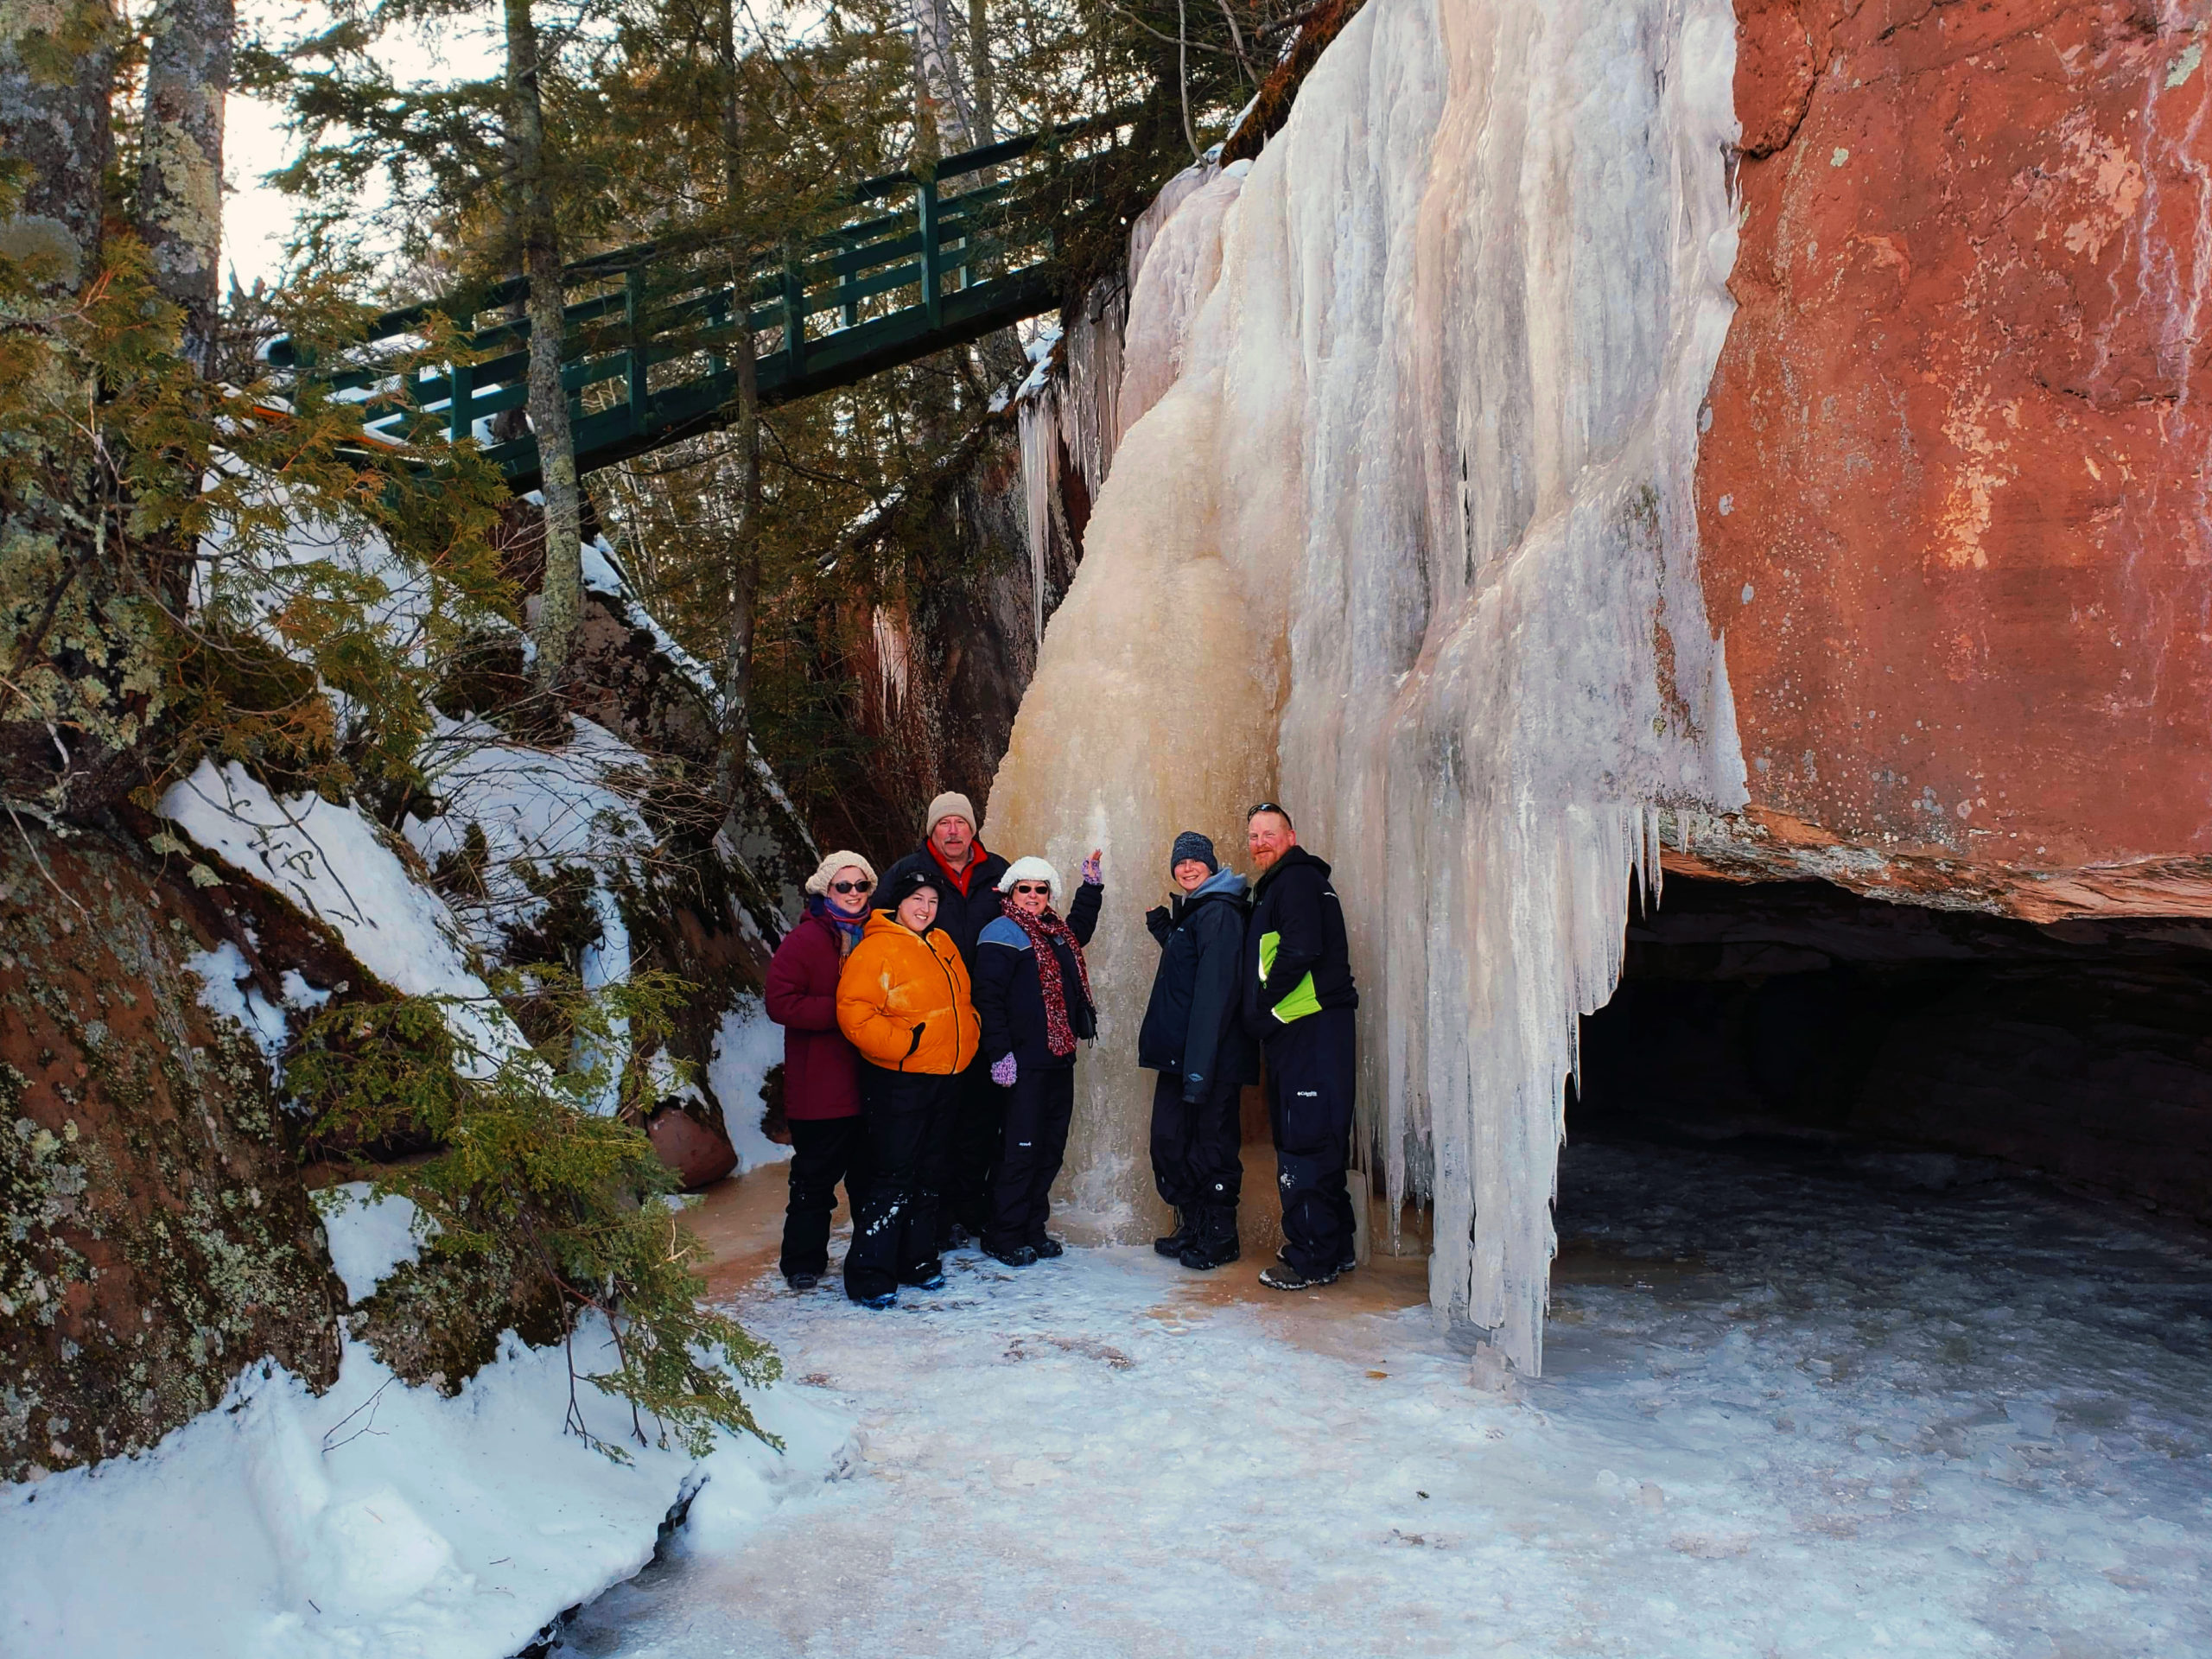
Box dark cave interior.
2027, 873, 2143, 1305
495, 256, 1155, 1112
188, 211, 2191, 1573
1569, 874, 2212, 1228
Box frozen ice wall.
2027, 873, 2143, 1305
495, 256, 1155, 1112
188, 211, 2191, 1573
988, 0, 1745, 1372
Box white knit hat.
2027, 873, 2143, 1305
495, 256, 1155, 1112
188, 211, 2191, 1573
925, 791, 976, 833
995, 855, 1062, 906
804, 849, 878, 896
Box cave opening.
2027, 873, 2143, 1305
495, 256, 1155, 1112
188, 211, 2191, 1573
1566, 874, 2212, 1230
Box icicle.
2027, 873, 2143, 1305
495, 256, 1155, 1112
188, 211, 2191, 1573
871, 603, 911, 715
1017, 378, 1059, 642
986, 0, 1746, 1375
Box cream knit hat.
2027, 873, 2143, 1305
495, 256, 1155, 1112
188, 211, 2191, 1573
995, 855, 1062, 906
925, 791, 976, 834
804, 850, 879, 896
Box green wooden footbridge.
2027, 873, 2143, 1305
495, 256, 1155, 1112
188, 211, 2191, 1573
270, 117, 1122, 493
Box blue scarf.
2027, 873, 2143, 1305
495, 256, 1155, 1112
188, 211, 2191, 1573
814, 895, 867, 950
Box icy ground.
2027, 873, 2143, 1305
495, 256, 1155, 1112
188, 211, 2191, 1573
555, 1135, 2212, 1658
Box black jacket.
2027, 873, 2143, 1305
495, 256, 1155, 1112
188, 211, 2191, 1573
1242, 845, 1358, 1037
1138, 870, 1261, 1100
878, 842, 1011, 968
975, 882, 1102, 1072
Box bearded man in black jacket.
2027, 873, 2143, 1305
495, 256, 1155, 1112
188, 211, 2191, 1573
1242, 803, 1360, 1290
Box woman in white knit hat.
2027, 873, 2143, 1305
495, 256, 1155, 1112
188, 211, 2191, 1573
972, 847, 1104, 1264
761, 849, 879, 1289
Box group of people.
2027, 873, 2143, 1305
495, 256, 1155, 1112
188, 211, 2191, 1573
762, 790, 1359, 1309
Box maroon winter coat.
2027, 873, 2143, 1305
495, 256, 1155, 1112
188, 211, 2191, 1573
763, 906, 862, 1120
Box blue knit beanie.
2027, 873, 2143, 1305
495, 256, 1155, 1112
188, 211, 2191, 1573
1169, 830, 1218, 874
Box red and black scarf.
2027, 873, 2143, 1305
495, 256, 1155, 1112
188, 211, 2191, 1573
1006, 903, 1093, 1057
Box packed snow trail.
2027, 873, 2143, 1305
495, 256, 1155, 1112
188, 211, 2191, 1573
559, 1143, 2212, 1658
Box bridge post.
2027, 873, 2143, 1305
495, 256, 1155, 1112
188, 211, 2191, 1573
918, 178, 942, 332
782, 250, 808, 378
448, 357, 474, 444
625, 266, 650, 437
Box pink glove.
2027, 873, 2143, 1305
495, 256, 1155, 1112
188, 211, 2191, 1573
990, 1053, 1017, 1087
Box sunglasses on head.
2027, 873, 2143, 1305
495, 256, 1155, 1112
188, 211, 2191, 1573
1010, 882, 1051, 896
830, 878, 874, 894
1249, 801, 1286, 819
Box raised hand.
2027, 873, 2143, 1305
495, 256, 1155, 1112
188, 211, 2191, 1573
1081, 848, 1103, 886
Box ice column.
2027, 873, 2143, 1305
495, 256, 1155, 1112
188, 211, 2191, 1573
989, 0, 1745, 1372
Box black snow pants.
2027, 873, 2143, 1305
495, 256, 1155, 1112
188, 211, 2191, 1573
844, 1071, 956, 1301
1149, 1069, 1243, 1216
1263, 1007, 1357, 1279
984, 1065, 1076, 1253
942, 1055, 1003, 1245
780, 1116, 864, 1281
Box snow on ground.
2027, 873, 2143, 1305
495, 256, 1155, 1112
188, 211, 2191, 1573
0, 1187, 850, 1659
556, 1135, 2212, 1658
708, 998, 793, 1174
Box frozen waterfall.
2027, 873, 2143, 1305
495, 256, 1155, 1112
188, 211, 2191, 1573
989, 0, 1745, 1373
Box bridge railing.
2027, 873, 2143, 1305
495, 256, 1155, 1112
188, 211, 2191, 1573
270, 114, 1128, 488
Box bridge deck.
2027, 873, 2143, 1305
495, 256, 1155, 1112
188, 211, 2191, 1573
272, 119, 1119, 492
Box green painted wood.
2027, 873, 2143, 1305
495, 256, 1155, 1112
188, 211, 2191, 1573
276, 113, 1130, 493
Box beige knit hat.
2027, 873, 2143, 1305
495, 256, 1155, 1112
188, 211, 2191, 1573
804, 850, 878, 896
925, 791, 976, 834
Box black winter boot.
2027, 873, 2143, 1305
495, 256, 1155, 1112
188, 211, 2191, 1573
1154, 1209, 1195, 1257
1178, 1208, 1241, 1272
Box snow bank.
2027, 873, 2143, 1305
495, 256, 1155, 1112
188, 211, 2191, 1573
992, 0, 1744, 1372
0, 1321, 849, 1659
709, 997, 793, 1174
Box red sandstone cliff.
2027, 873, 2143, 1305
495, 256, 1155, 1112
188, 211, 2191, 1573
1694, 0, 2212, 920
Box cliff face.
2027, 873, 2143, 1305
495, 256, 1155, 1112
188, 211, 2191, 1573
1, 827, 342, 1483
1696, 1, 2212, 919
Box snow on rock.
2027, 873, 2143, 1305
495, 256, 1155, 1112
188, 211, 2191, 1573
160, 759, 526, 1071
162, 760, 486, 1006
993, 0, 1745, 1372
405, 713, 657, 958
708, 997, 792, 1174
185, 939, 290, 1066
580, 534, 722, 714
0, 1325, 850, 1659
315, 1183, 430, 1306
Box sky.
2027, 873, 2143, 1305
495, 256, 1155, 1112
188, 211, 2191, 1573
220, 1, 502, 290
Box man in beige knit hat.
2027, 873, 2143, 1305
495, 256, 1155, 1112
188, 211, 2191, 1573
879, 790, 1011, 1248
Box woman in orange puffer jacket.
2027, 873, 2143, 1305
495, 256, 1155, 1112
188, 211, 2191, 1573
836, 868, 980, 1306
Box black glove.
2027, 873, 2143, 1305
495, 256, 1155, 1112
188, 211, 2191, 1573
1144, 904, 1171, 944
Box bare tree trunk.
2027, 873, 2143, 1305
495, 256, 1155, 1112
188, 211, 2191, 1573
505, 0, 585, 692
967, 0, 993, 147
710, 0, 763, 823
136, 0, 233, 373
0, 0, 118, 298
909, 0, 974, 156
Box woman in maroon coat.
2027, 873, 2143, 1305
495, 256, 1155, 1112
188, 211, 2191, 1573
765, 850, 877, 1288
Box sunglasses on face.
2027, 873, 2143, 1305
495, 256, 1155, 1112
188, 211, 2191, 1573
830, 879, 874, 894
1010, 883, 1051, 896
